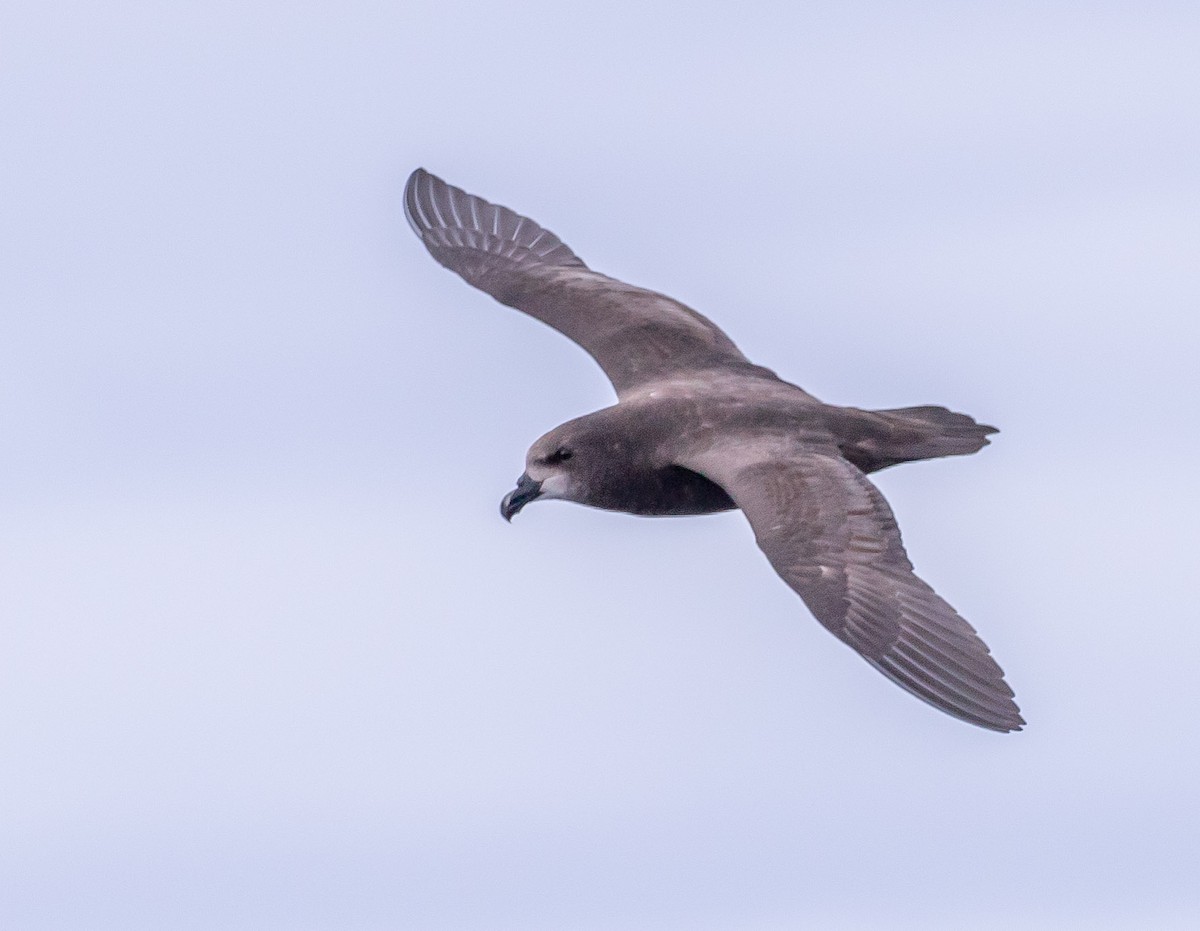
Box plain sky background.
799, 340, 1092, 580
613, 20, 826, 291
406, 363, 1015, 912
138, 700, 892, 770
3, 2, 1199, 928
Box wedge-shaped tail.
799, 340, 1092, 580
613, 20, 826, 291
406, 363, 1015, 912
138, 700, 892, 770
836, 405, 998, 474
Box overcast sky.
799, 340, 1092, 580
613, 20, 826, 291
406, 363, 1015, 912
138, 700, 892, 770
3, 2, 1199, 928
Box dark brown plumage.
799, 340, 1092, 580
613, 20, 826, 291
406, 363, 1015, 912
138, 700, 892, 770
405, 168, 1022, 733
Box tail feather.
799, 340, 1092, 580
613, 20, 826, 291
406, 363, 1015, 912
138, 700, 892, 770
878, 405, 998, 456
842, 406, 997, 473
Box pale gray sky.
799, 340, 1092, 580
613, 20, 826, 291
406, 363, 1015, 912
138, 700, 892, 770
3, 2, 1199, 928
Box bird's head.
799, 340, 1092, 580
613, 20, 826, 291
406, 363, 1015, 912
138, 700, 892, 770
500, 417, 622, 521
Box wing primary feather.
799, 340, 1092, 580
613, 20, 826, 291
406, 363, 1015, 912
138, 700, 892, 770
468, 190, 481, 231
423, 173, 448, 228
895, 592, 991, 647
891, 640, 1013, 708
900, 624, 1008, 679
445, 184, 466, 229
407, 174, 433, 230
877, 654, 1009, 727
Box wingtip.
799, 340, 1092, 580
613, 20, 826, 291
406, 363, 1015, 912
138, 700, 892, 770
402, 168, 589, 272
943, 701, 1024, 733
984, 708, 1025, 733
966, 691, 1026, 733
403, 167, 442, 240
402, 168, 423, 236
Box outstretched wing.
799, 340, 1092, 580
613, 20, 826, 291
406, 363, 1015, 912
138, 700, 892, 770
404, 168, 754, 396
685, 443, 1023, 731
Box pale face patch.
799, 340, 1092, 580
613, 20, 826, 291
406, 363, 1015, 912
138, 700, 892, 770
537, 471, 576, 501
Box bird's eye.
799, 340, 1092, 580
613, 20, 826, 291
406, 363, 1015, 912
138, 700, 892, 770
546, 447, 573, 464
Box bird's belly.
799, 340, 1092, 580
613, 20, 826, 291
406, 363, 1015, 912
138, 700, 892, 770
607, 465, 737, 517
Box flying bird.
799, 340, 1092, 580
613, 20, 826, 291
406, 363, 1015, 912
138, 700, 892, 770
404, 168, 1023, 732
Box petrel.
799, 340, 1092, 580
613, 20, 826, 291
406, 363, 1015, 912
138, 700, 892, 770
404, 168, 1023, 732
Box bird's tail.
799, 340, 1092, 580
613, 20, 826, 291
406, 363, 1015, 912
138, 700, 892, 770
841, 405, 997, 473
879, 405, 997, 456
